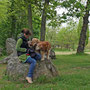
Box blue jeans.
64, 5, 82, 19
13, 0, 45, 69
25, 53, 41, 78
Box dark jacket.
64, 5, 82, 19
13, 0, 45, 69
16, 34, 36, 57
16, 34, 29, 56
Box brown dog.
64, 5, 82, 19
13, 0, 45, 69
28, 38, 51, 60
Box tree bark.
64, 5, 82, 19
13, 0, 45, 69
10, 0, 16, 39
28, 3, 33, 39
40, 0, 49, 41
77, 0, 89, 54
11, 16, 16, 38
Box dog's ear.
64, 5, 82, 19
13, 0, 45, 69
28, 41, 32, 47
32, 38, 40, 43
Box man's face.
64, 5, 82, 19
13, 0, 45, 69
24, 33, 30, 39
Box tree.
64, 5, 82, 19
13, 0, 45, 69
8, 0, 16, 38
46, 21, 78, 50
59, 0, 90, 53
40, 0, 49, 41
57, 22, 78, 50
77, 17, 89, 46
45, 27, 57, 46
25, 0, 33, 39
77, 0, 90, 53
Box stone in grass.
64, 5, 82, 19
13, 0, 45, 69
5, 57, 59, 82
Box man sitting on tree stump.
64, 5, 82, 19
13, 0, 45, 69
16, 28, 41, 84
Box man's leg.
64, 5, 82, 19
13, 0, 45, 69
34, 53, 41, 61
25, 56, 37, 83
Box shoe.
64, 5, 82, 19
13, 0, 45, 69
26, 77, 33, 84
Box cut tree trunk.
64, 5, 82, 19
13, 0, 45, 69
77, 0, 89, 53
5, 56, 59, 82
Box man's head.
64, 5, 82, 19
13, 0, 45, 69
22, 28, 31, 39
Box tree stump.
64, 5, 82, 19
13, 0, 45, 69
5, 56, 59, 82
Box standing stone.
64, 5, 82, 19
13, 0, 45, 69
6, 38, 16, 55
0, 38, 17, 64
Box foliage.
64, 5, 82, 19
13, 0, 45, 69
45, 27, 57, 46
60, 0, 85, 18
0, 0, 41, 48
0, 0, 60, 48
46, 21, 79, 50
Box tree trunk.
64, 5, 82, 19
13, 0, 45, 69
11, 16, 16, 38
28, 3, 33, 39
40, 0, 49, 41
10, 0, 16, 39
77, 0, 89, 54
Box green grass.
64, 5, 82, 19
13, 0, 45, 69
0, 56, 7, 61
0, 54, 90, 90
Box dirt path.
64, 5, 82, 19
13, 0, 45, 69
55, 51, 90, 55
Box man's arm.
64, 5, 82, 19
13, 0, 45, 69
16, 38, 26, 52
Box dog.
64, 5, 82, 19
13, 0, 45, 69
28, 38, 51, 60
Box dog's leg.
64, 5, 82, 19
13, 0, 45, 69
46, 50, 50, 60
41, 51, 45, 61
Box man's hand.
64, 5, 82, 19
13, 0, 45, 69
26, 48, 36, 58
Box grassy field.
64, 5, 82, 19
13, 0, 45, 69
0, 54, 90, 90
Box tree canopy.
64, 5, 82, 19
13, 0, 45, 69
0, 0, 89, 53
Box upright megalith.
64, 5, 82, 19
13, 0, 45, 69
6, 38, 16, 55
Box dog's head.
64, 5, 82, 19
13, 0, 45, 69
36, 43, 42, 50
28, 41, 32, 47
29, 38, 40, 47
